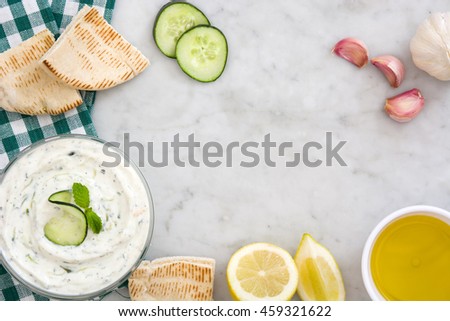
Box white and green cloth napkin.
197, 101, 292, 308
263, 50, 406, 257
0, 0, 115, 170
0, 0, 115, 301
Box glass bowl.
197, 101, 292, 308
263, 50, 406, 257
0, 134, 154, 300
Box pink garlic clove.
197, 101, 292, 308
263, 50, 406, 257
371, 55, 405, 88
385, 88, 425, 122
332, 38, 369, 68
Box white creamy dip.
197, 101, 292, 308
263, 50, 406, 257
0, 137, 152, 297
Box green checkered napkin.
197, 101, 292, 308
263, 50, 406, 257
0, 0, 115, 301
0, 0, 116, 170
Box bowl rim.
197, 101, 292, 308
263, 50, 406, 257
0, 133, 155, 300
361, 205, 450, 301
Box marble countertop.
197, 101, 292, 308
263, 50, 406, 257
95, 0, 450, 300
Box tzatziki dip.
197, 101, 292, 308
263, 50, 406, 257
0, 136, 152, 297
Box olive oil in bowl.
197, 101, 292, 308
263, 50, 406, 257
370, 214, 450, 300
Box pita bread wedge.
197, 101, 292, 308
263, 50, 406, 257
151, 256, 216, 267
129, 257, 215, 301
41, 6, 149, 91
0, 29, 82, 115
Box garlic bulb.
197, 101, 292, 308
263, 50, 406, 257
410, 12, 450, 81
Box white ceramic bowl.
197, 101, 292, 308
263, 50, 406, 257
361, 205, 450, 300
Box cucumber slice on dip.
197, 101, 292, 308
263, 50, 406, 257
175, 25, 228, 82
48, 190, 72, 203
153, 2, 210, 58
44, 202, 87, 246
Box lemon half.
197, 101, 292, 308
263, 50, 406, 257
227, 242, 298, 301
295, 234, 345, 301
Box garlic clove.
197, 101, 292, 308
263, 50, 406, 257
385, 88, 425, 122
371, 55, 405, 88
332, 38, 369, 68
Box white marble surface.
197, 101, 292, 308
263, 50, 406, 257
94, 0, 450, 300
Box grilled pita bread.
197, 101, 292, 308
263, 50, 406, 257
129, 257, 215, 301
41, 6, 149, 91
151, 256, 216, 267
0, 29, 82, 115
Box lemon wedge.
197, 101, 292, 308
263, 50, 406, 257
295, 234, 345, 301
227, 242, 298, 301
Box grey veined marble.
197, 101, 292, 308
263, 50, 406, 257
95, 0, 450, 300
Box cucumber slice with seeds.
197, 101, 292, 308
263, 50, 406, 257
44, 202, 87, 246
176, 25, 228, 82
153, 2, 210, 58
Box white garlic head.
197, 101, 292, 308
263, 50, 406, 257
410, 12, 450, 81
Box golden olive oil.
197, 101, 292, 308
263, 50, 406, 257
371, 214, 450, 300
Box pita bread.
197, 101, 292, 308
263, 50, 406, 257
129, 257, 215, 301
0, 29, 82, 115
151, 256, 216, 267
41, 6, 149, 91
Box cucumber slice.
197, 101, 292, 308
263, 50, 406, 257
153, 2, 210, 58
176, 25, 228, 82
48, 190, 72, 203
44, 202, 87, 246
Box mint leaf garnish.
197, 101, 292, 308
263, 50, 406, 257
85, 208, 102, 234
72, 182, 90, 209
